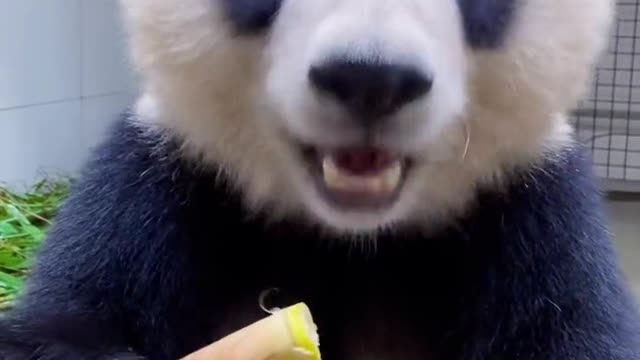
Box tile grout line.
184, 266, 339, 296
0, 91, 133, 113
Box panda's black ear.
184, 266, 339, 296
222, 0, 282, 34
457, 0, 517, 48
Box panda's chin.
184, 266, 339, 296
300, 145, 411, 212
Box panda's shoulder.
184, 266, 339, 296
454, 143, 609, 256
76, 113, 215, 196
38, 114, 241, 257
500, 144, 604, 219
23, 113, 257, 308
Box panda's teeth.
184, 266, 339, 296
321, 156, 402, 194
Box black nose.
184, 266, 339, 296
308, 60, 433, 122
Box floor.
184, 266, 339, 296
607, 200, 640, 300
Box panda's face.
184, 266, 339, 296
122, 0, 613, 234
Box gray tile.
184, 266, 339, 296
80, 0, 137, 97
0, 0, 81, 109
80, 93, 136, 153
0, 101, 83, 187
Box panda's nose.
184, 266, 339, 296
308, 60, 433, 124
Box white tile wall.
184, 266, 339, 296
0, 0, 137, 186
0, 0, 82, 109
81, 0, 137, 97
0, 101, 84, 187
81, 94, 133, 152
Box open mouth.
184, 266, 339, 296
301, 145, 411, 210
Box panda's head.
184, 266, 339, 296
121, 0, 613, 234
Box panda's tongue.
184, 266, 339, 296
321, 148, 403, 195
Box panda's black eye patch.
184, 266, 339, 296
222, 0, 282, 33
457, 0, 517, 48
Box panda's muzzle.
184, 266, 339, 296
308, 59, 433, 126
294, 58, 431, 209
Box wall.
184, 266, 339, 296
607, 200, 640, 299
573, 0, 640, 190
0, 0, 137, 187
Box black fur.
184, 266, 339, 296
1, 116, 639, 359
222, 0, 282, 33
457, 0, 518, 48
223, 0, 517, 46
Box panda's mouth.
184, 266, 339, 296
301, 146, 410, 209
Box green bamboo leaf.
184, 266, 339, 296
0, 178, 71, 311
0, 253, 27, 271
6, 205, 31, 227
22, 224, 44, 242
0, 271, 23, 290
0, 221, 19, 237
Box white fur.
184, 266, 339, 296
120, 0, 614, 234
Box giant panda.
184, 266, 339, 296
1, 0, 640, 359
